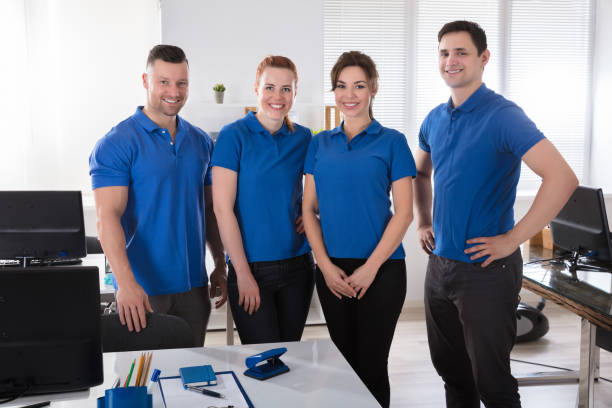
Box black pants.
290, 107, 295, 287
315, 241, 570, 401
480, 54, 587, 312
424, 249, 523, 408
228, 253, 315, 345
148, 285, 211, 347
316, 258, 406, 408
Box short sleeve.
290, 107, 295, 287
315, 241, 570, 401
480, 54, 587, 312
418, 115, 431, 153
89, 134, 131, 190
390, 133, 417, 182
211, 125, 241, 173
496, 105, 546, 158
303, 136, 320, 175
203, 134, 214, 186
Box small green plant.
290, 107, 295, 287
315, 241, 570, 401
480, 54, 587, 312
213, 83, 226, 92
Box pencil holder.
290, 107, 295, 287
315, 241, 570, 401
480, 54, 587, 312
97, 386, 153, 408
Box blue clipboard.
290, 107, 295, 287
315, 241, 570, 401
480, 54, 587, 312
152, 370, 253, 408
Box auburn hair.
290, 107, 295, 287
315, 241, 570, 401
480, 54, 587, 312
255, 55, 298, 132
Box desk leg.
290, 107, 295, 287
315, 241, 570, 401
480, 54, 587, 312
226, 303, 234, 345
576, 318, 596, 408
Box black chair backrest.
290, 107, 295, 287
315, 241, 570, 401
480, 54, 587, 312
101, 313, 193, 352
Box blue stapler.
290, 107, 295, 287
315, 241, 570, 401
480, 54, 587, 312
244, 347, 290, 380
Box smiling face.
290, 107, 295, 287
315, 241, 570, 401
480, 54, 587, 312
255, 66, 296, 128
333, 65, 376, 120
142, 59, 189, 121
438, 31, 489, 94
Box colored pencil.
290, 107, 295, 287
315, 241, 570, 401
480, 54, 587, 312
134, 353, 145, 387
141, 352, 153, 386
124, 358, 136, 387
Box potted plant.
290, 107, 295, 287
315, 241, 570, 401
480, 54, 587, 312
213, 83, 226, 104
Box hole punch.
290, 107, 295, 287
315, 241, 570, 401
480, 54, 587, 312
244, 347, 289, 380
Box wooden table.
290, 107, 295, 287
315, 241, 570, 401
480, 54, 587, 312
520, 245, 612, 408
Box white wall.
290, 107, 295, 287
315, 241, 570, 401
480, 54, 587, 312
160, 0, 324, 133
590, 0, 612, 193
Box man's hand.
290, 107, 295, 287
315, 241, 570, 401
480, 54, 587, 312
417, 225, 435, 254
115, 281, 152, 332
320, 262, 357, 299
295, 215, 305, 234
465, 232, 519, 267
237, 270, 261, 315
209, 265, 228, 308
345, 261, 378, 300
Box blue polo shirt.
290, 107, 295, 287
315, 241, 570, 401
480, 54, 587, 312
89, 106, 213, 295
419, 83, 545, 263
304, 119, 416, 260
212, 111, 311, 262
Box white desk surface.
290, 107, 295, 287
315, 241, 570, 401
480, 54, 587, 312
7, 339, 378, 407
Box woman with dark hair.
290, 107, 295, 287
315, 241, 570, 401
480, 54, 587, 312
302, 51, 415, 407
212, 56, 314, 344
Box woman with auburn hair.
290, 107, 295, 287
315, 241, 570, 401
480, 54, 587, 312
302, 51, 415, 407
212, 55, 314, 344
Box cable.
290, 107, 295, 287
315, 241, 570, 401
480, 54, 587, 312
511, 358, 612, 383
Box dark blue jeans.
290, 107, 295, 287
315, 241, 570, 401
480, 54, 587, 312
425, 249, 523, 408
227, 253, 315, 345
316, 258, 407, 408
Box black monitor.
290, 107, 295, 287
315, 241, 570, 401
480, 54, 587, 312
0, 191, 86, 264
550, 186, 612, 271
0, 265, 103, 398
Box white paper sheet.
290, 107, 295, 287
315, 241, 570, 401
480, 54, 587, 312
151, 373, 250, 408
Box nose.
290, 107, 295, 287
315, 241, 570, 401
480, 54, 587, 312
447, 53, 458, 66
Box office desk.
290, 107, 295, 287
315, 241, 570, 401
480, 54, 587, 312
520, 245, 612, 408
6, 339, 378, 408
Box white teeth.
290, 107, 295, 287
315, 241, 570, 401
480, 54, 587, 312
344, 103, 357, 107
270, 104, 283, 109
446, 69, 462, 74
164, 98, 178, 103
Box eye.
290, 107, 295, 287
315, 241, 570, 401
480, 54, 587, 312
356, 84, 366, 89
439, 51, 448, 57
336, 84, 345, 89
178, 81, 188, 87
458, 52, 467, 56
160, 80, 169, 85
265, 85, 274, 91
282, 87, 292, 93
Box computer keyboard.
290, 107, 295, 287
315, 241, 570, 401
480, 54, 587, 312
0, 257, 83, 267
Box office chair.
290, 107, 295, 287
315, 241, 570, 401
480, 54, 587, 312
101, 313, 194, 352
86, 236, 103, 254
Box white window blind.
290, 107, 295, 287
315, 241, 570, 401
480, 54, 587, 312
414, 0, 592, 193
507, 0, 592, 192
323, 0, 408, 134
414, 1, 501, 139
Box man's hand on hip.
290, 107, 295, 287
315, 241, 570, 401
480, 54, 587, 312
465, 232, 519, 267
116, 281, 153, 332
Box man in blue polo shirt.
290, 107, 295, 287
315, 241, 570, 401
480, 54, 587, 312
414, 21, 578, 407
89, 45, 227, 346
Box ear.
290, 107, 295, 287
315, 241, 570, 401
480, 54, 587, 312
142, 73, 149, 90
254, 81, 260, 97
480, 49, 490, 69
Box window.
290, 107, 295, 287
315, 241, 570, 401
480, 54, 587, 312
325, 0, 594, 193
323, 0, 408, 134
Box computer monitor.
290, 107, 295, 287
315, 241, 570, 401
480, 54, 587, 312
0, 265, 103, 398
0, 191, 86, 264
550, 186, 612, 267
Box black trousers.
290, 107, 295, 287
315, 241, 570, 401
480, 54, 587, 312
228, 253, 315, 345
316, 258, 407, 408
424, 249, 523, 408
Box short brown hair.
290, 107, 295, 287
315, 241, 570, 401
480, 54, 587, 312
330, 51, 379, 119
255, 55, 298, 132
438, 21, 487, 55
146, 44, 188, 70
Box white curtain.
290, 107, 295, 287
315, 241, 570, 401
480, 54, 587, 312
0, 0, 161, 194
